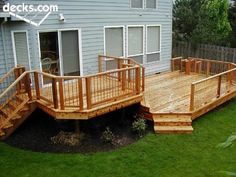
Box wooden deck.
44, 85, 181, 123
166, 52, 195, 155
0, 56, 236, 139
140, 57, 236, 134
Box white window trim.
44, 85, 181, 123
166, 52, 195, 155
146, 24, 161, 61
130, 0, 145, 9
103, 26, 125, 58
127, 25, 145, 59
11, 30, 32, 71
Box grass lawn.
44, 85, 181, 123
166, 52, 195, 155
0, 98, 236, 177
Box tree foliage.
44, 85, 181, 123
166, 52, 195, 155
173, 0, 232, 45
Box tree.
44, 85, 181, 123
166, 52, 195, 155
228, 2, 236, 47
173, 0, 232, 46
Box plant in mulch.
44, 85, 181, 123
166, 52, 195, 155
132, 114, 147, 137
51, 131, 81, 146
101, 127, 115, 144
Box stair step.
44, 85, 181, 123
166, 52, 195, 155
155, 122, 192, 126
20, 106, 30, 112
154, 117, 192, 123
12, 114, 22, 120
2, 122, 14, 129
0, 130, 5, 137
154, 126, 193, 134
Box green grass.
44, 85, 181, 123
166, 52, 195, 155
1, 99, 236, 177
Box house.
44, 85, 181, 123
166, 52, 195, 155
0, 0, 173, 78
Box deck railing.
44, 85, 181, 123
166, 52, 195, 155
172, 57, 236, 112
0, 56, 144, 112
98, 55, 145, 92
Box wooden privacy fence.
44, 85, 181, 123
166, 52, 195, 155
173, 41, 236, 63
0, 56, 144, 112
172, 57, 236, 112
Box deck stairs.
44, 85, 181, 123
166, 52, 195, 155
0, 94, 36, 140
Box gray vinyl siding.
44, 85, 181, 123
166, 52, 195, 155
0, 0, 172, 77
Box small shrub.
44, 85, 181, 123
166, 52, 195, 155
101, 127, 115, 144
132, 115, 146, 137
51, 131, 81, 146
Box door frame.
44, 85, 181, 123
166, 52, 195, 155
11, 30, 32, 70
58, 28, 83, 76
37, 28, 83, 81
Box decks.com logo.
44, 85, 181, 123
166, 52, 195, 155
3, 3, 59, 27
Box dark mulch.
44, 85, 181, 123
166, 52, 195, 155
4, 105, 153, 154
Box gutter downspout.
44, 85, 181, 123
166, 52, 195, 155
1, 17, 9, 72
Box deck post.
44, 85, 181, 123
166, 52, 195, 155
78, 78, 84, 110
14, 68, 21, 94
98, 55, 103, 73
142, 67, 145, 91
122, 66, 126, 91
185, 60, 191, 75
34, 72, 40, 100
58, 78, 65, 110
171, 59, 174, 71
135, 67, 141, 94
52, 78, 59, 109
86, 77, 92, 109
24, 73, 32, 101
118, 59, 122, 81
206, 61, 211, 76
190, 84, 195, 111
217, 75, 222, 98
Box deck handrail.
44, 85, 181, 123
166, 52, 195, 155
0, 56, 144, 113
0, 66, 25, 84
187, 58, 236, 112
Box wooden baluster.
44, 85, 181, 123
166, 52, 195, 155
78, 78, 84, 110
86, 77, 92, 109
190, 84, 195, 111
217, 75, 222, 98
34, 72, 40, 100
24, 73, 32, 101
135, 67, 141, 94
52, 78, 59, 109
58, 78, 65, 110
98, 55, 103, 73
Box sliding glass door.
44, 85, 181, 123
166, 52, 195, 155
39, 29, 81, 81
60, 30, 80, 76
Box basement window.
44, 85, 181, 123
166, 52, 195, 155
131, 0, 143, 8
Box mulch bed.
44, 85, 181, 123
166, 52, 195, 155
4, 105, 153, 154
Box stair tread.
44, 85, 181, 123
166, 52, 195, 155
2, 122, 14, 129
11, 114, 22, 120
0, 130, 5, 137
20, 106, 30, 112
154, 117, 192, 123
154, 126, 193, 131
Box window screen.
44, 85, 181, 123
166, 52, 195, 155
128, 27, 143, 56
146, 0, 156, 8
147, 26, 160, 53
131, 0, 143, 8
105, 27, 124, 57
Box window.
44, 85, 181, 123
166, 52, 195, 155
128, 26, 144, 63
146, 0, 156, 9
146, 25, 161, 62
12, 31, 31, 70
131, 0, 143, 8
105, 27, 124, 57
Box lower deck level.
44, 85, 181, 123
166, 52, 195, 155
140, 70, 236, 134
